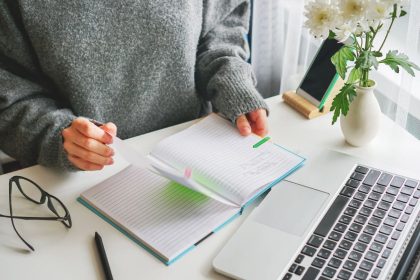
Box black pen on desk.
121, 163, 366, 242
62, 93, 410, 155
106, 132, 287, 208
95, 232, 114, 280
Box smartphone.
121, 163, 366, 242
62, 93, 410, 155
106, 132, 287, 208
296, 39, 343, 109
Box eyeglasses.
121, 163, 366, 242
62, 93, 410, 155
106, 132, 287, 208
0, 176, 72, 251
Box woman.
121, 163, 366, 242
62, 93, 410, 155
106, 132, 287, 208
0, 0, 268, 171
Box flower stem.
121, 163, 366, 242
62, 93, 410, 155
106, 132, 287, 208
365, 32, 370, 51
361, 69, 369, 87
353, 34, 362, 56
361, 32, 370, 87
379, 4, 397, 52
368, 24, 382, 50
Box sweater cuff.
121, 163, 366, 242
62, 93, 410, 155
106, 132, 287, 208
38, 112, 79, 172
57, 117, 80, 172
210, 67, 269, 122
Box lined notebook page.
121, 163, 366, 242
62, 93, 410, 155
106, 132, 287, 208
150, 114, 304, 206
81, 165, 239, 261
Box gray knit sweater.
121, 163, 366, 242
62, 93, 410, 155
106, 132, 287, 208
0, 0, 267, 170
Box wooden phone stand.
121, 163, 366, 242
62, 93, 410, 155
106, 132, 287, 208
282, 78, 344, 119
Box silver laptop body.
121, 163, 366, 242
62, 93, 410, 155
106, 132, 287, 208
213, 150, 420, 280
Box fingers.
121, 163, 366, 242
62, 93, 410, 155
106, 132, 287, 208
63, 129, 114, 158
236, 109, 269, 137
248, 109, 268, 137
67, 155, 104, 171
72, 118, 113, 144
64, 141, 114, 166
101, 122, 117, 137
62, 118, 117, 171
236, 115, 251, 136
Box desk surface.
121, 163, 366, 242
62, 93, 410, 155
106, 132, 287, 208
1, 97, 419, 280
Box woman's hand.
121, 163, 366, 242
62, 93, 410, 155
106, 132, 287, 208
236, 109, 268, 137
62, 118, 117, 171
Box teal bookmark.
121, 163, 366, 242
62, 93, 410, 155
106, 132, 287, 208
253, 137, 271, 148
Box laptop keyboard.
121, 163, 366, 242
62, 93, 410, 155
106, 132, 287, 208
283, 165, 419, 280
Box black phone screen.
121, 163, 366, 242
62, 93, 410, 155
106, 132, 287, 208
299, 39, 343, 101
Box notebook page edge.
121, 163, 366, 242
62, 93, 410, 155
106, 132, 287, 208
79, 165, 241, 262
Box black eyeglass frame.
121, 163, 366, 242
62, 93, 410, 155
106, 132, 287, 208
0, 175, 72, 251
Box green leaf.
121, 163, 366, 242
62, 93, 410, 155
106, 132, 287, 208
380, 50, 420, 76
331, 46, 355, 80
330, 83, 357, 125
356, 51, 379, 71
357, 52, 369, 69
328, 30, 336, 39
371, 51, 382, 57
400, 10, 407, 17
347, 68, 361, 84
370, 55, 379, 70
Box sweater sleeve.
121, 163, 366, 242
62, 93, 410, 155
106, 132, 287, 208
0, 3, 77, 170
196, 0, 268, 122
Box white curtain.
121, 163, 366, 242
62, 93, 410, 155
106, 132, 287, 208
252, 0, 420, 139
252, 0, 316, 97
372, 0, 420, 136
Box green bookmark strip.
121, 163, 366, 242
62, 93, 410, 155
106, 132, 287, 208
253, 137, 271, 148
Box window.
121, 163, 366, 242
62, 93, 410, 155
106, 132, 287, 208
251, 0, 420, 139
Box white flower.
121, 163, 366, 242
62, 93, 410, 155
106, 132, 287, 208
366, 1, 394, 21
304, 0, 339, 38
339, 0, 369, 22
355, 19, 370, 34
335, 22, 356, 42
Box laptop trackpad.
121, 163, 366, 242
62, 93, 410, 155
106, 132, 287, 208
253, 181, 329, 236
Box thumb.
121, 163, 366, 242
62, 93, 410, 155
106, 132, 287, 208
236, 115, 251, 136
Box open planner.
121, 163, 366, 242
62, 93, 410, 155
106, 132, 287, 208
78, 114, 305, 265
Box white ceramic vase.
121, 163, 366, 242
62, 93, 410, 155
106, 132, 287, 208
340, 82, 381, 146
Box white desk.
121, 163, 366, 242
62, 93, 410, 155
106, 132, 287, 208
1, 96, 419, 280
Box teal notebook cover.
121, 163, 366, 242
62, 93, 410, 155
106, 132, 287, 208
78, 196, 240, 265
78, 144, 305, 265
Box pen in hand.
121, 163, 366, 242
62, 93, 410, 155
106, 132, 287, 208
62, 118, 116, 171
95, 232, 114, 280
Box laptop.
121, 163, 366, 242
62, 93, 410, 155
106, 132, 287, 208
213, 150, 420, 280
